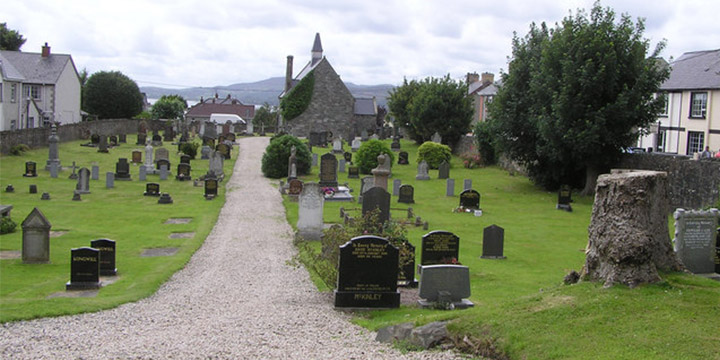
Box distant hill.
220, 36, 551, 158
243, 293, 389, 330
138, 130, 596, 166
140, 77, 394, 107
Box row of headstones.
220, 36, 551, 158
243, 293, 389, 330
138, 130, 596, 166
334, 227, 506, 309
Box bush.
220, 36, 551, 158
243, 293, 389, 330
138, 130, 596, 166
460, 151, 483, 169
0, 217, 17, 234
179, 142, 199, 159
261, 135, 312, 178
355, 139, 394, 174
9, 144, 30, 156
474, 120, 497, 165
417, 141, 452, 169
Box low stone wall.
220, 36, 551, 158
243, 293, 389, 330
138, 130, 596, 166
617, 153, 720, 210
0, 119, 165, 154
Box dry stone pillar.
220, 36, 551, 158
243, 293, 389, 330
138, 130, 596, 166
582, 170, 684, 287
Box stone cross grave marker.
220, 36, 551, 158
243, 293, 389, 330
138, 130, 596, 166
90, 238, 117, 276
421, 230, 460, 266
416, 160, 430, 180
144, 183, 160, 196
297, 183, 324, 241
66, 247, 101, 290
418, 265, 474, 309
398, 184, 415, 204
673, 208, 720, 273
319, 153, 338, 188
362, 187, 390, 224
459, 189, 480, 210
438, 160, 450, 179
21, 208, 51, 264
334, 235, 400, 309
481, 224, 507, 259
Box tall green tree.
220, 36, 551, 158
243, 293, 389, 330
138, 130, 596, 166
0, 23, 25, 51
489, 3, 669, 194
83, 71, 144, 119
388, 75, 473, 147
253, 103, 277, 128
151, 94, 187, 120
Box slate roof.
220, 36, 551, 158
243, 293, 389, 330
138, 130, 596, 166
0, 53, 25, 81
662, 49, 720, 90
0, 50, 74, 84
354, 97, 377, 115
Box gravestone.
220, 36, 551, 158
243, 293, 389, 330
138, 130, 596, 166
557, 185, 572, 212
309, 132, 321, 146
68, 162, 78, 180
446, 179, 455, 196
360, 130, 369, 141
90, 239, 117, 276
5, 184, 14, 193
288, 179, 304, 196
481, 225, 507, 259
49, 162, 58, 178
132, 151, 142, 164
115, 158, 131, 180
92, 165, 100, 180
156, 159, 170, 172
109, 135, 118, 146
21, 208, 52, 264
204, 178, 218, 199
139, 166, 147, 181
200, 145, 212, 160
463, 179, 472, 191
46, 123, 61, 171
164, 123, 175, 141
106, 172, 114, 188
222, 121, 231, 135
392, 179, 402, 196
158, 193, 173, 204
398, 240, 418, 287
119, 134, 127, 143
136, 133, 147, 146
311, 153, 318, 167
297, 183, 324, 241
673, 209, 720, 274
438, 161, 450, 179
319, 153, 338, 188
29, 184, 37, 194
362, 187, 390, 224
155, 148, 169, 163
418, 265, 474, 309
351, 138, 361, 152
343, 152, 353, 164
143, 144, 155, 174
360, 176, 375, 195
23, 161, 37, 177
459, 189, 480, 210
176, 163, 191, 181
144, 183, 160, 196
151, 134, 162, 146
391, 138, 400, 151
208, 151, 224, 177
371, 154, 391, 191
421, 231, 460, 266
398, 184, 415, 204
288, 146, 298, 181
159, 164, 169, 180
332, 138, 343, 153
398, 151, 409, 165
180, 154, 191, 164
91, 134, 100, 145
334, 235, 400, 309
226, 132, 236, 142
66, 247, 101, 290
76, 168, 91, 194
72, 191, 81, 201
217, 143, 231, 159
416, 160, 430, 180
431, 132, 442, 143
348, 166, 359, 179
97, 136, 109, 153
40, 192, 51, 200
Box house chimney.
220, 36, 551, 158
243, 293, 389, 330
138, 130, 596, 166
226, 94, 231, 99
481, 72, 494, 84
41, 42, 51, 58
466, 72, 479, 85
200, 96, 204, 103
285, 55, 294, 93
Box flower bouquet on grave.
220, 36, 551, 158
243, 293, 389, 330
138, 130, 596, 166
440, 257, 461, 265
322, 187, 336, 198
453, 206, 474, 213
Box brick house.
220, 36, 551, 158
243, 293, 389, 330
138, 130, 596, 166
466, 72, 498, 126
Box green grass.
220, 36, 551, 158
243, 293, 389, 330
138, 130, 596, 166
0, 135, 235, 322
286, 139, 720, 360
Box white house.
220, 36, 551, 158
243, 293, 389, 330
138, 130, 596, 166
637, 49, 720, 156
0, 43, 81, 131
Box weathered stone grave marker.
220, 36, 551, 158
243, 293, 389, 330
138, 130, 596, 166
105, 172, 114, 188
115, 158, 131, 180
398, 151, 409, 165
398, 239, 418, 287
347, 166, 359, 179
22, 208, 51, 264
557, 185, 572, 212
76, 168, 91, 194
416, 160, 430, 180
288, 179, 304, 197
438, 160, 450, 179
297, 183, 324, 241
362, 187, 390, 224
132, 151, 142, 164
673, 208, 720, 274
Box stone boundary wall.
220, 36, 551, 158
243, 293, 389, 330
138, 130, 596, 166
617, 153, 720, 210
0, 119, 165, 154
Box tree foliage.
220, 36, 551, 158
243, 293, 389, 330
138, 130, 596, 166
488, 3, 669, 193
355, 139, 394, 174
388, 75, 473, 147
0, 23, 25, 51
151, 94, 187, 120
416, 142, 452, 169
83, 71, 144, 119
261, 135, 312, 178
253, 103, 277, 128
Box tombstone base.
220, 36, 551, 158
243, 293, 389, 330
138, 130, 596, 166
415, 175, 430, 180
556, 204, 573, 212
324, 187, 354, 202
296, 229, 323, 241
319, 181, 339, 188
22, 174, 38, 177
417, 299, 474, 309
204, 194, 216, 200
66, 281, 102, 291
175, 174, 191, 181
334, 290, 400, 309
115, 175, 132, 181
100, 268, 117, 276
480, 255, 507, 260
398, 279, 419, 288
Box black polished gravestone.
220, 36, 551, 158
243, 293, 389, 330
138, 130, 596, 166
348, 166, 359, 179
136, 133, 147, 145
109, 135, 118, 146
361, 186, 391, 224
115, 158, 132, 180
398, 184, 415, 204
216, 143, 231, 159
481, 224, 507, 259
66, 247, 102, 290
334, 235, 400, 308
144, 182, 160, 196
176, 163, 191, 181
23, 161, 38, 177
556, 185, 573, 212
398, 240, 418, 287
421, 230, 460, 266
156, 159, 171, 172
180, 154, 191, 164
459, 189, 481, 210
398, 151, 409, 165
90, 238, 117, 276
204, 178, 218, 199
391, 138, 401, 151
343, 151, 353, 164
318, 153, 338, 188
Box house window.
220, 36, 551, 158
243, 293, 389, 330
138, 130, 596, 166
10, 84, 17, 103
689, 92, 707, 118
686, 131, 704, 154
24, 85, 41, 100
658, 92, 668, 116
657, 130, 666, 152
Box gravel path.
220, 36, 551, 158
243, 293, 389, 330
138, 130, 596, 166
0, 137, 460, 359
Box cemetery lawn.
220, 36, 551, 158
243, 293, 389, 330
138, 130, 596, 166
286, 139, 720, 360
0, 136, 235, 323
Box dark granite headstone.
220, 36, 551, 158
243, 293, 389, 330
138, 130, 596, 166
119, 134, 127, 143
132, 151, 142, 164
309, 132, 321, 146
156, 159, 170, 171
288, 179, 303, 196
398, 151, 409, 165
391, 138, 401, 151
204, 178, 218, 199
180, 154, 191, 164
115, 158, 131, 180
334, 235, 400, 308
398, 239, 418, 287
421, 230, 460, 266
40, 192, 51, 200
343, 152, 352, 164
97, 136, 109, 153
158, 193, 173, 204
91, 134, 100, 145
23, 161, 37, 177
481, 225, 506, 259
216, 143, 231, 159
176, 163, 191, 181
319, 153, 338, 188
361, 187, 390, 224
66, 247, 101, 290
136, 133, 147, 145
398, 184, 415, 204
417, 265, 474, 309
673, 209, 719, 273
109, 135, 118, 146
557, 185, 572, 212
5, 184, 15, 193
90, 238, 117, 276
438, 160, 450, 179
29, 184, 37, 194
144, 183, 160, 196
348, 166, 359, 179
459, 189, 480, 210
151, 134, 162, 145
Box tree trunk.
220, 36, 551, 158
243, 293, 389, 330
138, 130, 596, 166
580, 165, 600, 196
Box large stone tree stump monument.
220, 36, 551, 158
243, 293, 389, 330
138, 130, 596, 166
581, 170, 684, 287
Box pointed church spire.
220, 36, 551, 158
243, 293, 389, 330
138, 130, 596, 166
311, 33, 323, 65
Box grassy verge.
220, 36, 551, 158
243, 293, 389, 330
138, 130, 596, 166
285, 139, 720, 359
0, 135, 235, 322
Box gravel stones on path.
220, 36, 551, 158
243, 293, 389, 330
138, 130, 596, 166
0, 137, 460, 359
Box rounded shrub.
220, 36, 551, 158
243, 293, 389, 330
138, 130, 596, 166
355, 139, 394, 174
417, 141, 452, 169
9, 144, 30, 156
261, 134, 312, 178
0, 217, 17, 234
179, 142, 199, 159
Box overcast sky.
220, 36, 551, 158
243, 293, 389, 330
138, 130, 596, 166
4, 0, 719, 89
